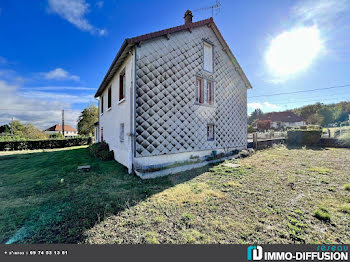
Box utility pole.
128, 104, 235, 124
11, 117, 14, 135
62, 109, 65, 137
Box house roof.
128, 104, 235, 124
259, 111, 305, 122
44, 124, 77, 132
94, 16, 252, 98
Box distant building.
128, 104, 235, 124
44, 124, 78, 138
257, 111, 306, 130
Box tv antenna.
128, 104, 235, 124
193, 0, 221, 17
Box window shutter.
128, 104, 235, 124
203, 43, 213, 72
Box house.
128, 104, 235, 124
257, 111, 306, 130
94, 11, 252, 178
44, 124, 78, 138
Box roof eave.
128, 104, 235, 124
94, 39, 134, 98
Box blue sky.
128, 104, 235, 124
0, 0, 350, 129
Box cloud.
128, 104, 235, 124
23, 86, 95, 91
0, 79, 82, 129
41, 68, 80, 81
19, 91, 94, 104
247, 102, 263, 110
263, 102, 280, 109
47, 0, 106, 35
0, 70, 97, 129
248, 102, 280, 110
292, 0, 350, 28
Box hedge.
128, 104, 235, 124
88, 141, 114, 160
0, 137, 92, 151
287, 130, 322, 146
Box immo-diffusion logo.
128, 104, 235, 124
247, 245, 348, 261
247, 246, 263, 260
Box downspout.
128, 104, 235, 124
95, 97, 100, 142
129, 46, 137, 173
133, 46, 137, 159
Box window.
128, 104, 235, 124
195, 78, 204, 104
207, 80, 214, 105
203, 42, 213, 72
120, 123, 124, 142
107, 86, 112, 109
101, 127, 104, 141
101, 95, 104, 114
119, 70, 125, 101
207, 124, 215, 141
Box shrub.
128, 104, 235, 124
313, 207, 331, 222
49, 133, 64, 139
344, 184, 350, 191
88, 141, 114, 161
0, 138, 90, 151
247, 125, 256, 133
287, 130, 322, 146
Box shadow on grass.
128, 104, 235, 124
0, 147, 208, 244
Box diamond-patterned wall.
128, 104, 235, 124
135, 26, 247, 157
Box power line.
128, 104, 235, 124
249, 93, 350, 105
248, 84, 350, 98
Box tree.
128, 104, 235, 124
0, 124, 11, 133
248, 109, 263, 125
77, 104, 98, 136
318, 108, 333, 126
307, 114, 323, 125
10, 120, 47, 139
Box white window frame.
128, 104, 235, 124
195, 78, 204, 104
203, 41, 214, 73
100, 95, 104, 115
107, 85, 112, 110
119, 68, 126, 103
206, 80, 214, 105
207, 124, 215, 141
120, 123, 125, 142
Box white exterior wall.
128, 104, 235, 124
99, 51, 135, 172
44, 130, 78, 137
270, 121, 306, 129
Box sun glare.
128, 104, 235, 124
265, 25, 323, 77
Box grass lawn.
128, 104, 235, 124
0, 145, 349, 244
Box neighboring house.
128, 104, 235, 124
257, 111, 306, 130
44, 124, 78, 138
94, 11, 252, 178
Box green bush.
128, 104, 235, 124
287, 130, 322, 146
0, 138, 90, 151
88, 141, 114, 161
247, 125, 256, 133
49, 133, 65, 139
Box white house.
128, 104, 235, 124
44, 124, 78, 138
258, 111, 306, 130
94, 11, 252, 178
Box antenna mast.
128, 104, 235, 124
193, 0, 221, 17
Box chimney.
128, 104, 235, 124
184, 10, 193, 25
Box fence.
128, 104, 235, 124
322, 128, 350, 139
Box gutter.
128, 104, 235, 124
133, 46, 137, 158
